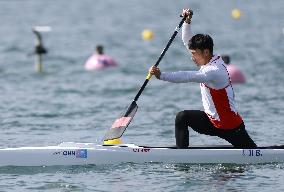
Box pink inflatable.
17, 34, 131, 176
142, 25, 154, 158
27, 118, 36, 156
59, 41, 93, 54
84, 54, 117, 71
222, 55, 246, 84
226, 64, 246, 84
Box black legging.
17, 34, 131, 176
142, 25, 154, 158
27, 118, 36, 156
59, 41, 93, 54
175, 110, 257, 149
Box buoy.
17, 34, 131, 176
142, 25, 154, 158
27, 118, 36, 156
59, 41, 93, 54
222, 55, 246, 84
141, 29, 154, 41
103, 138, 122, 145
226, 64, 246, 84
231, 9, 242, 20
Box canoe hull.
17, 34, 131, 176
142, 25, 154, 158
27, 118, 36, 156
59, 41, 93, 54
0, 142, 283, 166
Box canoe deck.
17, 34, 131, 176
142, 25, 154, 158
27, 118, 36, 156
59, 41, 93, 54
115, 144, 284, 149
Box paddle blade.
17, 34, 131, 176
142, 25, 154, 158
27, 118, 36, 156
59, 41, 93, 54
104, 101, 138, 141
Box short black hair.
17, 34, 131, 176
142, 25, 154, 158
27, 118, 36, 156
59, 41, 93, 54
188, 34, 214, 55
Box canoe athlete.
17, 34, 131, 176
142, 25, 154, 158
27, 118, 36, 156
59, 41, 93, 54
149, 9, 257, 149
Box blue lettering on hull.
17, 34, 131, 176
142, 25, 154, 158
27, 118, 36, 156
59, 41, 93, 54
63, 151, 76, 156
60, 149, 87, 158
242, 149, 263, 157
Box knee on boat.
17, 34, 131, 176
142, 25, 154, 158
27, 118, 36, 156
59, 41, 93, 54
175, 111, 187, 124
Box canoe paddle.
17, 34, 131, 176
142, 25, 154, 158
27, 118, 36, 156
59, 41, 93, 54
103, 11, 192, 141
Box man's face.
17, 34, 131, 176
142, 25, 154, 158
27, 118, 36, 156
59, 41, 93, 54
189, 49, 208, 67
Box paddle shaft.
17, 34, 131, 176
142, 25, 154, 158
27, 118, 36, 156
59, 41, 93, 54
133, 17, 186, 102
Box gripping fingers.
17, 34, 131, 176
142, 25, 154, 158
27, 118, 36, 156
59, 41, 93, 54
146, 66, 154, 80
180, 9, 193, 17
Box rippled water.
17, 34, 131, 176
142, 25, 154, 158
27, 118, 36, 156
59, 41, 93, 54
0, 0, 283, 191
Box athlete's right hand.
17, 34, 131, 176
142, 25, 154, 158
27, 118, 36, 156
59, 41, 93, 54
149, 66, 161, 79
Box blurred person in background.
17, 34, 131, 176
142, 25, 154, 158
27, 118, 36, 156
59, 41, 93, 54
84, 45, 117, 71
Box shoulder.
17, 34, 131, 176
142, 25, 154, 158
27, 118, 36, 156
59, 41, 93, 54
202, 63, 228, 85
201, 64, 219, 76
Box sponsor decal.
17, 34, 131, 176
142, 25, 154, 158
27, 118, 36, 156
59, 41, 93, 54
133, 148, 151, 153
53, 149, 87, 158
242, 149, 263, 157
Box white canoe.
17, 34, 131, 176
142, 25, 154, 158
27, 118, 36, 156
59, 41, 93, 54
0, 142, 283, 166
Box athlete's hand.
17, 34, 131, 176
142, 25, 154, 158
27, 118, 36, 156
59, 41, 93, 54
182, 9, 193, 24
149, 66, 161, 79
